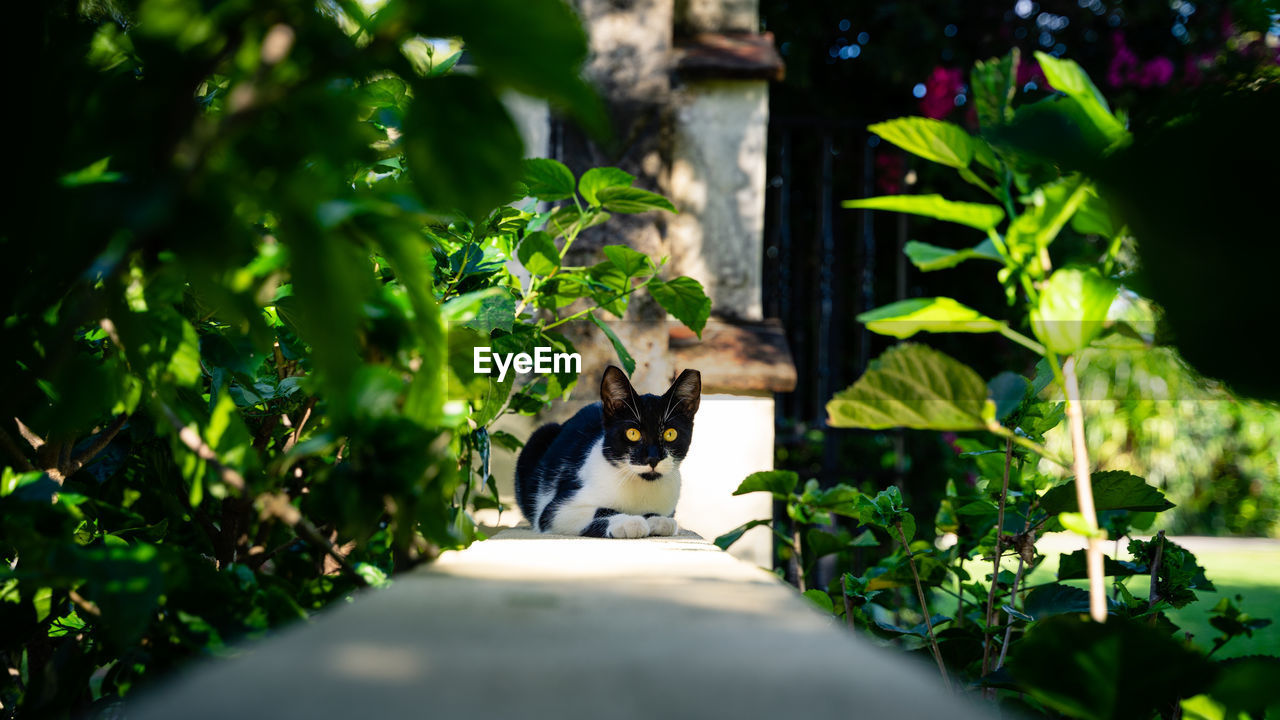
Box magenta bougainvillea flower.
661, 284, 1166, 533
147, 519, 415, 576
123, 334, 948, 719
1015, 57, 1049, 91
919, 65, 965, 119
1108, 32, 1177, 88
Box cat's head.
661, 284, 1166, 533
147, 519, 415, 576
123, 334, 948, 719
599, 366, 701, 482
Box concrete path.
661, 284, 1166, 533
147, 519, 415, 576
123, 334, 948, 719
132, 529, 993, 719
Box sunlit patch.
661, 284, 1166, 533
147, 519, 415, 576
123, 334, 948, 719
330, 643, 425, 683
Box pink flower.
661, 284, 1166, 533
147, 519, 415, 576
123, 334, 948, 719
1107, 32, 1141, 87
875, 152, 904, 195
919, 65, 965, 119
1136, 57, 1175, 87
1016, 57, 1049, 90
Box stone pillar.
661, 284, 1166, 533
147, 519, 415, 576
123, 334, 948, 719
668, 79, 768, 320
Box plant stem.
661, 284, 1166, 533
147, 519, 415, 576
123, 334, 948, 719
1060, 355, 1107, 623
792, 526, 806, 592
987, 425, 1068, 469
998, 325, 1047, 356
542, 279, 649, 331
982, 438, 1014, 680
997, 489, 1036, 671
1101, 229, 1128, 276
1148, 530, 1165, 625
0, 425, 36, 472
995, 555, 1026, 670
158, 400, 246, 492
896, 521, 951, 692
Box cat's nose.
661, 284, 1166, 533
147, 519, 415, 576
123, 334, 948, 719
645, 449, 661, 468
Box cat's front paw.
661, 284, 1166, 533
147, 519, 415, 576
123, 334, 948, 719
606, 514, 652, 539
646, 516, 678, 536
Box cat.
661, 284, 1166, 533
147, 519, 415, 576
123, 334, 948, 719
514, 366, 701, 538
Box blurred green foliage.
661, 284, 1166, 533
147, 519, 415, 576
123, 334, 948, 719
1051, 349, 1280, 538
0, 1, 707, 716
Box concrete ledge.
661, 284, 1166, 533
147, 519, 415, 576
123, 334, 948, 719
133, 530, 991, 719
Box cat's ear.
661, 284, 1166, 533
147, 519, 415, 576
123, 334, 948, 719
600, 366, 638, 420
664, 369, 701, 418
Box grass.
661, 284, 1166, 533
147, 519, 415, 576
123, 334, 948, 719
1164, 547, 1280, 658
1023, 540, 1280, 659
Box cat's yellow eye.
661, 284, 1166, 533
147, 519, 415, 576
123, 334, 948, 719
626, 428, 641, 442
663, 428, 678, 442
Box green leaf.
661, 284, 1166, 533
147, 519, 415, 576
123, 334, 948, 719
579, 167, 635, 206
378, 228, 446, 425
602, 245, 651, 278
802, 589, 836, 615
648, 276, 710, 338
826, 343, 993, 431
60, 156, 123, 187
857, 297, 1006, 339
988, 94, 1117, 170
1057, 550, 1141, 580
972, 49, 1019, 130
464, 293, 517, 335
587, 262, 632, 317
872, 613, 952, 637
408, 0, 607, 136
490, 430, 525, 452
521, 159, 577, 201
1001, 604, 1035, 623
588, 312, 636, 375
450, 327, 514, 427
517, 231, 561, 275
733, 470, 799, 500
903, 238, 1002, 271
867, 117, 977, 169
361, 76, 408, 110
1021, 583, 1093, 620
1040, 471, 1175, 516
1070, 187, 1119, 238
442, 287, 506, 326
1034, 51, 1127, 145
1204, 656, 1280, 719
595, 186, 677, 214
1057, 512, 1104, 538
987, 371, 1028, 421
806, 529, 849, 560
713, 518, 773, 550
1010, 615, 1214, 720
429, 50, 463, 77
404, 75, 525, 219
1030, 267, 1117, 354
896, 514, 917, 544
843, 195, 1005, 231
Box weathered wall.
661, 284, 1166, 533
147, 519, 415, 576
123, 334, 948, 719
674, 0, 758, 33
668, 79, 768, 321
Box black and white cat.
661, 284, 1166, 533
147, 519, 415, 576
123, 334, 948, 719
515, 366, 701, 538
